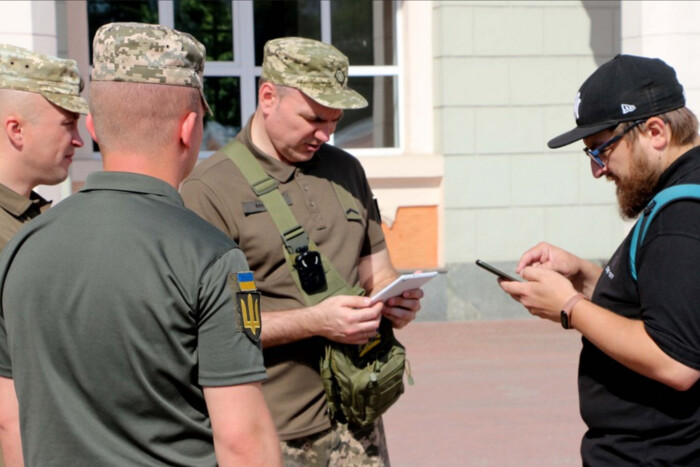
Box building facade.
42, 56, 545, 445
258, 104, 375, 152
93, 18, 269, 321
2, 0, 698, 321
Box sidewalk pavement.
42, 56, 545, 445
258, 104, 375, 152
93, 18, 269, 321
383, 319, 586, 467
0, 319, 581, 467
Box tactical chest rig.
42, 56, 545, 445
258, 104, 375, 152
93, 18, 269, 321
223, 140, 408, 427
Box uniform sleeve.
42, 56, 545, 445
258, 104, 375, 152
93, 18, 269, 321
638, 232, 700, 370
364, 193, 386, 255
349, 158, 386, 257
0, 315, 10, 378
196, 248, 266, 387
0, 245, 14, 378
181, 177, 239, 241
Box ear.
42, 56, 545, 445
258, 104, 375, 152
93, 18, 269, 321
258, 82, 278, 117
179, 111, 198, 149
5, 115, 23, 149
85, 113, 98, 143
643, 116, 670, 151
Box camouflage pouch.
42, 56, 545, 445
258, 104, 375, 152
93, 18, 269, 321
320, 319, 411, 428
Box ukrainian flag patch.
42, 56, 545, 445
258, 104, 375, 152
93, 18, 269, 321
237, 271, 257, 292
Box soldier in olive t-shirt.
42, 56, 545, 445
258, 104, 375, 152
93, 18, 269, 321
0, 23, 280, 467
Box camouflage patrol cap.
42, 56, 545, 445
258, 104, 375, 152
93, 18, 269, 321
262, 37, 368, 110
0, 44, 88, 114
91, 22, 211, 113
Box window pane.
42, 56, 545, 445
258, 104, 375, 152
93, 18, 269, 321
87, 0, 159, 63
334, 76, 396, 149
331, 0, 395, 66
253, 0, 321, 66
202, 77, 241, 151
174, 0, 233, 61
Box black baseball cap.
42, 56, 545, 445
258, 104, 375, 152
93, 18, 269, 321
548, 54, 686, 149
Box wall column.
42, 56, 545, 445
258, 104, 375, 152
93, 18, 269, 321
622, 1, 700, 112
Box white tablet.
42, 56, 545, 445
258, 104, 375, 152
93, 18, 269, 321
369, 271, 438, 304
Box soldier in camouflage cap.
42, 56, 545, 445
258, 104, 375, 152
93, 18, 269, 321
261, 37, 367, 110
182, 35, 423, 467
0, 44, 86, 254
92, 22, 211, 113
0, 44, 88, 114
0, 22, 281, 467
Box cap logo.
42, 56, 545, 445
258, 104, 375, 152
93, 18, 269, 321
335, 68, 345, 85
573, 92, 581, 120
621, 103, 636, 115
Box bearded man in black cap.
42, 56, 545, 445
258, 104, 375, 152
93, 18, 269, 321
499, 54, 700, 465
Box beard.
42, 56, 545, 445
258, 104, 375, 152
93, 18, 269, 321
613, 147, 663, 220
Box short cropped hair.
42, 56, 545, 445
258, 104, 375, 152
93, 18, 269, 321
89, 81, 201, 155
623, 106, 699, 147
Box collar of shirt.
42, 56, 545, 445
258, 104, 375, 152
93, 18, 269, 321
653, 145, 700, 193
236, 117, 321, 184
0, 183, 50, 217
80, 172, 184, 206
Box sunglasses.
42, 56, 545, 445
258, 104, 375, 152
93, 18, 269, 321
583, 120, 646, 168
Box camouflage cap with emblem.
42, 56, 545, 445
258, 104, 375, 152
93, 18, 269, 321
0, 44, 88, 115
262, 37, 368, 110
91, 22, 211, 114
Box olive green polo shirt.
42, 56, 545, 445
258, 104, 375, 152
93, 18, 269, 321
181, 120, 386, 440
0, 172, 266, 466
0, 182, 50, 251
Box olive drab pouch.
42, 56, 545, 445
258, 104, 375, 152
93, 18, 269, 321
320, 319, 412, 427
223, 139, 412, 427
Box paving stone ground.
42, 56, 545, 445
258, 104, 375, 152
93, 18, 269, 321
383, 319, 586, 467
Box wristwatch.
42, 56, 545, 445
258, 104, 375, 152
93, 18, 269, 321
560, 293, 586, 329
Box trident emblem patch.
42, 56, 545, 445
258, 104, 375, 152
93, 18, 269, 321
229, 271, 262, 342
240, 291, 261, 341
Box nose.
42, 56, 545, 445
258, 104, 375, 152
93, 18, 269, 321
72, 129, 84, 148
315, 121, 337, 143
590, 158, 606, 178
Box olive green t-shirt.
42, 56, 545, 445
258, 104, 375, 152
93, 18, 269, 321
181, 121, 386, 440
0, 172, 266, 466
0, 183, 50, 251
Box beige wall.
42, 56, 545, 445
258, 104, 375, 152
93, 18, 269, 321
435, 0, 627, 264
622, 1, 700, 114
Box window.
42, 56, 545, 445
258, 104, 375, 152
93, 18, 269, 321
85, 0, 400, 154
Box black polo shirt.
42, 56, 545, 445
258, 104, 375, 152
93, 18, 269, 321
583, 146, 700, 465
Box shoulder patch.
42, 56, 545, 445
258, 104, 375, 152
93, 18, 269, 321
228, 271, 262, 342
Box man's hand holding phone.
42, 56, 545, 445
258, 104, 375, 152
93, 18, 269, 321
370, 272, 435, 328
476, 259, 524, 282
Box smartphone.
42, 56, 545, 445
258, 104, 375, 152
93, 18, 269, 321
475, 259, 524, 282
369, 271, 438, 304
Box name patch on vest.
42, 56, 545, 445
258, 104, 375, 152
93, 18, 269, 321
242, 192, 293, 215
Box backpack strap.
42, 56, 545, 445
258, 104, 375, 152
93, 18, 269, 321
629, 184, 700, 281
221, 139, 364, 305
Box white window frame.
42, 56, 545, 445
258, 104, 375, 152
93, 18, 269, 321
75, 0, 403, 159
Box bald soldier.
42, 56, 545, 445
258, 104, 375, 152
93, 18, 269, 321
0, 44, 87, 251
0, 23, 280, 467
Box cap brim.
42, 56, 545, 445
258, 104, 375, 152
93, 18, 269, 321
304, 88, 368, 110
44, 92, 89, 115
547, 122, 616, 149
